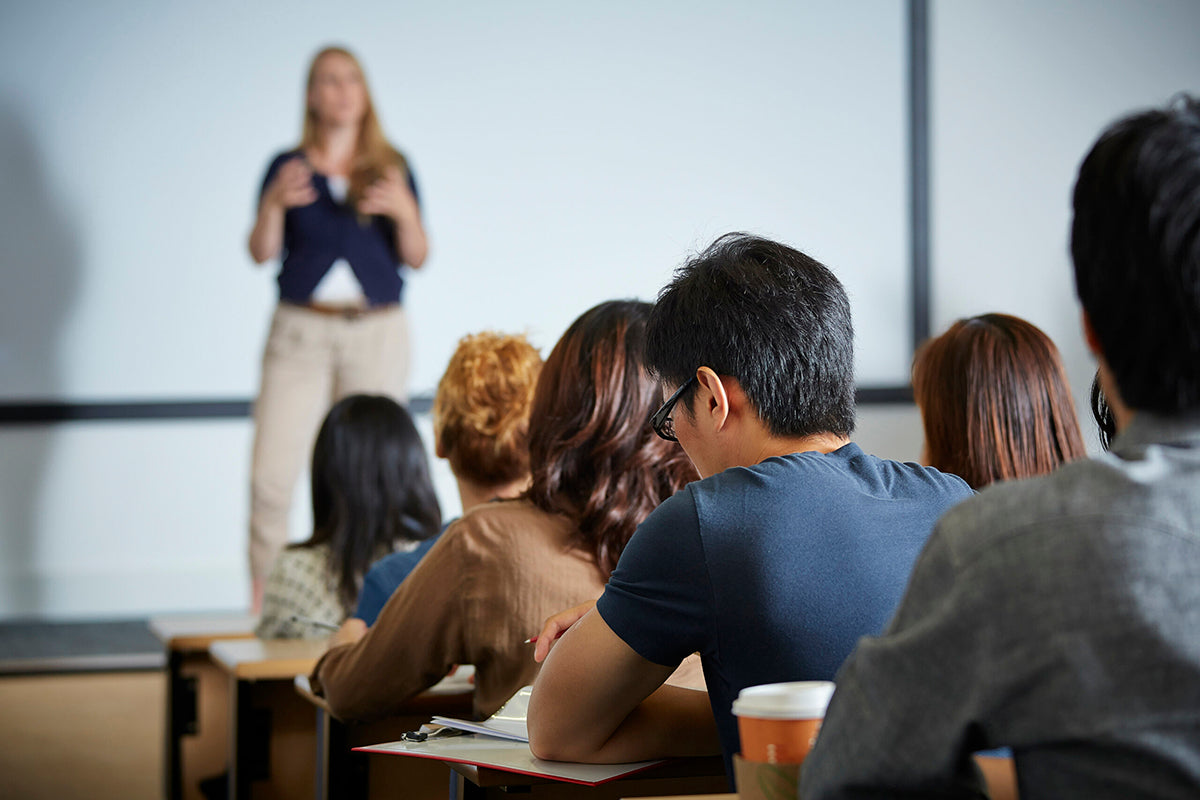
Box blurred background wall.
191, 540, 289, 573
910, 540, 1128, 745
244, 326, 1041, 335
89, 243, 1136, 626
0, 0, 1196, 619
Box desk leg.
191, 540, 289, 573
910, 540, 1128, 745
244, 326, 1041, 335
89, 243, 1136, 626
314, 706, 330, 800
165, 650, 202, 800
228, 677, 271, 800
227, 675, 244, 800
318, 712, 368, 800
456, 775, 493, 800
164, 649, 182, 800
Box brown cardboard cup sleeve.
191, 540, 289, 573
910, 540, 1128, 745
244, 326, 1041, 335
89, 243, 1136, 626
734, 754, 802, 800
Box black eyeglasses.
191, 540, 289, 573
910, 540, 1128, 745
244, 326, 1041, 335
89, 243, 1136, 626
650, 377, 697, 442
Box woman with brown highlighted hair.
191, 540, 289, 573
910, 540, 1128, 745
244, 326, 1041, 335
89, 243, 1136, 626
311, 301, 699, 721
913, 313, 1086, 489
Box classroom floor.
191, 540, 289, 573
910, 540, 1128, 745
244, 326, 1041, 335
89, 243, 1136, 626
0, 670, 163, 800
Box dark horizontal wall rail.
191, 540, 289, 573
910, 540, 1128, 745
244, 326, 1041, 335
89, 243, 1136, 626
0, 400, 253, 424
0, 395, 435, 425
0, 389, 908, 426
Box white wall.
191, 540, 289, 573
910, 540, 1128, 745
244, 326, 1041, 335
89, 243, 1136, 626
1, 0, 1197, 619
0, 0, 909, 401
930, 0, 1200, 451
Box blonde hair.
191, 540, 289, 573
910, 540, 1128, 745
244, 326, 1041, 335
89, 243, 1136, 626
433, 332, 543, 486
300, 46, 408, 207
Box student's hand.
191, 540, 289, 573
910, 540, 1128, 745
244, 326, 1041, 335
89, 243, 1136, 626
330, 617, 367, 649
358, 165, 419, 224
532, 600, 597, 663
264, 158, 316, 211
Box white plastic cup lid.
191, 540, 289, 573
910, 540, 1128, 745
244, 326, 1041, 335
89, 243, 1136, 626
731, 681, 836, 720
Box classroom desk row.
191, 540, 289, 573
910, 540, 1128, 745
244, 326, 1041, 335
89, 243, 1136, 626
152, 614, 471, 800
151, 614, 730, 800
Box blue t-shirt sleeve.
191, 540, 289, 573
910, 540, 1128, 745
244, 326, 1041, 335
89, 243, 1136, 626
596, 488, 711, 667
354, 561, 392, 626
354, 530, 445, 626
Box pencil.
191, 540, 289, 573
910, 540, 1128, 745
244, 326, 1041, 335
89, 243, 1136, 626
290, 614, 340, 632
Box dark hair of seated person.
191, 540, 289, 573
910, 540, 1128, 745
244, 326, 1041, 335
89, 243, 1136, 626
1090, 372, 1117, 452
295, 394, 441, 610
1072, 94, 1200, 414
645, 232, 857, 439
524, 300, 698, 578
912, 313, 1087, 490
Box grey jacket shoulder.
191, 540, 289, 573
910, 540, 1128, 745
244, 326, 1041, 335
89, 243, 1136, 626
935, 414, 1200, 565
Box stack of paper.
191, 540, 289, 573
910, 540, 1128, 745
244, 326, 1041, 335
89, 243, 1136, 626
354, 685, 668, 786
431, 685, 531, 741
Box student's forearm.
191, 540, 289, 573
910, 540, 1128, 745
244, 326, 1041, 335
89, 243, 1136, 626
588, 685, 720, 762
312, 635, 445, 722
532, 683, 719, 764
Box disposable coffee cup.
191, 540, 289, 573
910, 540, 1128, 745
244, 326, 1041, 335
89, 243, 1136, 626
732, 681, 835, 764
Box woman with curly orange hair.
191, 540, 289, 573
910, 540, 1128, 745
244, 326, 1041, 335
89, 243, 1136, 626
352, 331, 543, 625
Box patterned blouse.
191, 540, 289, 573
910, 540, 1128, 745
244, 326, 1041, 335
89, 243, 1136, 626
255, 542, 415, 639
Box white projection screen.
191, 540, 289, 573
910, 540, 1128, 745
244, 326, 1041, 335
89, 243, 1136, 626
0, 1, 911, 406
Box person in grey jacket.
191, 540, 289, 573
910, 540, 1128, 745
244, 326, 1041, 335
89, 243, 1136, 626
802, 94, 1200, 800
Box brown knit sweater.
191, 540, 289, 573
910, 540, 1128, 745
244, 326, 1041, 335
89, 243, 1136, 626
311, 498, 610, 721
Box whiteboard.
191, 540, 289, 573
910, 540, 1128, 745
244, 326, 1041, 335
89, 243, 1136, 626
0, 0, 910, 402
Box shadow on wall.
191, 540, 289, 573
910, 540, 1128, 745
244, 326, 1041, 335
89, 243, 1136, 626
0, 98, 82, 615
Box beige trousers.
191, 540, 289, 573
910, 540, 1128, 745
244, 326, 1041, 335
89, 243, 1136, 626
249, 303, 409, 580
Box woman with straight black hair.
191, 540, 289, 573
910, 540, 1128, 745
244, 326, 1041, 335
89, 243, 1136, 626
256, 394, 441, 638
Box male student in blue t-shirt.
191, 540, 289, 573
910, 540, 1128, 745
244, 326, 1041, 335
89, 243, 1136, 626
526, 233, 973, 775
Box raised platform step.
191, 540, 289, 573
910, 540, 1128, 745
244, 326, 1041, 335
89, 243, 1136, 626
0, 619, 163, 674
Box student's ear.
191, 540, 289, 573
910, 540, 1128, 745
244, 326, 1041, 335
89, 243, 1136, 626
1081, 310, 1104, 357
434, 437, 447, 459
695, 367, 731, 430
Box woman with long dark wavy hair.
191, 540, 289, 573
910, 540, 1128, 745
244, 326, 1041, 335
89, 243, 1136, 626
311, 300, 699, 721
255, 394, 441, 639
912, 313, 1087, 490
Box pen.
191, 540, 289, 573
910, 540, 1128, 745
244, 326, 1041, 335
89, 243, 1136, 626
523, 629, 566, 645
290, 614, 340, 632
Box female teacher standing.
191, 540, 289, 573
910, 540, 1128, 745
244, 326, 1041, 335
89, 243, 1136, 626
247, 46, 428, 609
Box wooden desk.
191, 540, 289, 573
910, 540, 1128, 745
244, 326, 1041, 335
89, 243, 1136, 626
361, 734, 729, 800
150, 613, 258, 800
295, 669, 475, 800
210, 637, 329, 800
446, 756, 729, 800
